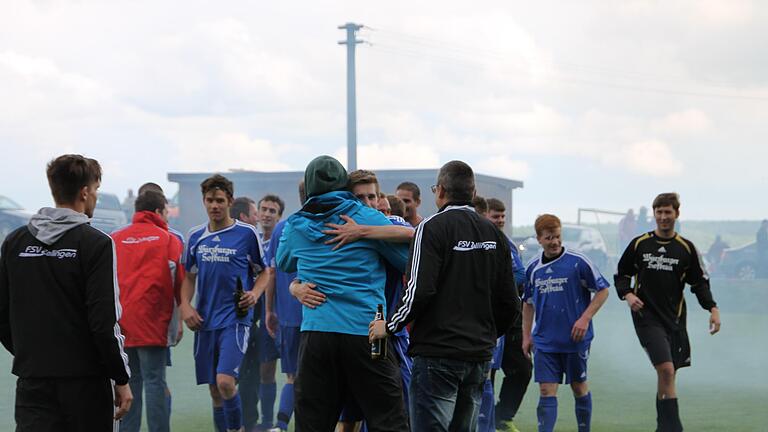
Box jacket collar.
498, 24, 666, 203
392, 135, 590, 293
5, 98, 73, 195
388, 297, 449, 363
438, 201, 474, 212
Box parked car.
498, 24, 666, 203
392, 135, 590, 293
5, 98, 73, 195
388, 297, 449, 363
513, 224, 610, 270
92, 192, 127, 234
717, 242, 762, 280
0, 195, 33, 246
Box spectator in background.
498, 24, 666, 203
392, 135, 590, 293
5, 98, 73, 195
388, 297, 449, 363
123, 189, 136, 220
706, 235, 729, 270
757, 220, 768, 277
387, 195, 407, 218
396, 181, 424, 227
618, 209, 636, 249
636, 206, 651, 235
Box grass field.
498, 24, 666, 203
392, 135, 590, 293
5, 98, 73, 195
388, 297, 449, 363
1, 282, 766, 431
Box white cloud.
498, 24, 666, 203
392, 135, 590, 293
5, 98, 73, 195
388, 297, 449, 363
172, 132, 292, 173
475, 156, 531, 180
651, 109, 711, 135
620, 140, 684, 177
334, 142, 441, 170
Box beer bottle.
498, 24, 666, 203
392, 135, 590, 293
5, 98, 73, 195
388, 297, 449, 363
234, 277, 248, 318
371, 304, 386, 360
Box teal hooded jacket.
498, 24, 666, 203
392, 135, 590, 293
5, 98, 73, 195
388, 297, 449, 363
276, 191, 409, 336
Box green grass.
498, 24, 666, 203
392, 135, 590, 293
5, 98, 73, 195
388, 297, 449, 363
1, 283, 766, 431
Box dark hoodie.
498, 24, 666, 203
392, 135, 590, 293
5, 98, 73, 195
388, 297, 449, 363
0, 207, 130, 385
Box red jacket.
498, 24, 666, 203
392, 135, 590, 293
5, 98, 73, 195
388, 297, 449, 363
112, 211, 184, 348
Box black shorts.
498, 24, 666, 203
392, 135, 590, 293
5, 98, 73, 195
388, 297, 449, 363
294, 331, 408, 432
15, 376, 115, 432
633, 316, 691, 370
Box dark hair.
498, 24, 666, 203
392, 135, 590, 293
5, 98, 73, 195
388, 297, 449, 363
487, 198, 505, 213
46, 154, 102, 205
472, 196, 488, 214
201, 174, 234, 198
396, 181, 421, 201
298, 180, 307, 205
436, 160, 475, 202
138, 182, 163, 195
230, 197, 255, 219
652, 193, 680, 212
135, 191, 167, 213
387, 195, 406, 217
259, 194, 285, 216
349, 170, 380, 194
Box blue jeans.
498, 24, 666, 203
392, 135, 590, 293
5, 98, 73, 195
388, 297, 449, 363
121, 347, 169, 432
410, 357, 490, 432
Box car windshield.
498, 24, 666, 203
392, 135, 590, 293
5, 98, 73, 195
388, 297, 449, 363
0, 195, 22, 210
96, 194, 122, 211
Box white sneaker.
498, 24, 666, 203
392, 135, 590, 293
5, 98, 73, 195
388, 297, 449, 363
266, 428, 284, 432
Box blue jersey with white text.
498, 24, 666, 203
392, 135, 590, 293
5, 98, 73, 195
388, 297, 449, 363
266, 220, 302, 327
185, 221, 263, 331
522, 247, 609, 353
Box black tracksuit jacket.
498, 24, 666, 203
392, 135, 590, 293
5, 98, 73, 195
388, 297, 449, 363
0, 224, 130, 385
387, 202, 520, 361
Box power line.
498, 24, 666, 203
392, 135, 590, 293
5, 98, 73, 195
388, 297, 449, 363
362, 26, 768, 102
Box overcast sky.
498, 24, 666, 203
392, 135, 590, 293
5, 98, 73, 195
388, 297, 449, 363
1, 0, 766, 225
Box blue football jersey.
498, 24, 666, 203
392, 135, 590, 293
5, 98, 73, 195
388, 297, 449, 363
185, 220, 263, 331
522, 247, 609, 353
384, 216, 412, 333
266, 220, 302, 327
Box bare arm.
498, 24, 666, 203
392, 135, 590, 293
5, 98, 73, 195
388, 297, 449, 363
571, 289, 609, 342
521, 302, 534, 359
180, 272, 203, 331
263, 268, 279, 337
323, 215, 414, 250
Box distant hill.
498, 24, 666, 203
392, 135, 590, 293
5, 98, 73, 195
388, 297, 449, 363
513, 220, 762, 256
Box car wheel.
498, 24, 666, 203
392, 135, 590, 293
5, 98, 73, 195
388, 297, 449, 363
735, 262, 757, 280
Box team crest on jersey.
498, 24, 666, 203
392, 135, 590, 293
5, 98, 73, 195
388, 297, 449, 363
536, 277, 568, 294
121, 236, 160, 244
453, 240, 496, 252
198, 244, 237, 263
642, 253, 679, 271
18, 246, 77, 259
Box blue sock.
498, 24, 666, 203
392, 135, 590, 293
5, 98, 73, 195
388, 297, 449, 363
259, 382, 277, 426
276, 383, 294, 429
537, 396, 558, 432
575, 392, 592, 432
223, 394, 243, 431
477, 378, 494, 432
213, 406, 227, 432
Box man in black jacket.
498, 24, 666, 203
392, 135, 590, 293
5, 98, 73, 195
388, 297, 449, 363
370, 160, 520, 432
0, 154, 133, 431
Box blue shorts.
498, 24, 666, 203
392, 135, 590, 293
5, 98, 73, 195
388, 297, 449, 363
279, 326, 301, 375
258, 320, 280, 363
533, 347, 590, 384
194, 324, 250, 385
491, 336, 505, 370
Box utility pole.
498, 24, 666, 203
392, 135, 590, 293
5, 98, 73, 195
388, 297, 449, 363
338, 22, 363, 171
